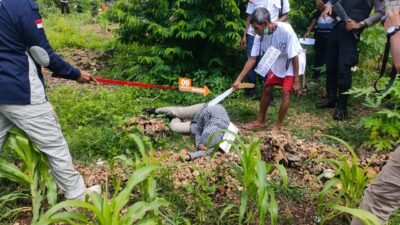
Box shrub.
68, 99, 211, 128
109, 0, 247, 90
0, 129, 57, 223
348, 82, 400, 151
314, 136, 377, 224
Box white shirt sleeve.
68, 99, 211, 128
286, 28, 301, 59
246, 2, 255, 15
282, 0, 290, 14
250, 35, 262, 57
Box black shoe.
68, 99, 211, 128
333, 109, 348, 120
315, 98, 336, 109
245, 90, 257, 100
142, 108, 156, 114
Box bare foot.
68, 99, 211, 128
271, 124, 282, 131
243, 120, 266, 130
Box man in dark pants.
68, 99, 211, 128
316, 0, 384, 120
60, 0, 70, 14
303, 0, 334, 80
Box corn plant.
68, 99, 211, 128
34, 166, 167, 225
212, 132, 288, 225
332, 205, 381, 225
315, 135, 376, 224
34, 133, 169, 225
115, 134, 165, 203
0, 128, 57, 223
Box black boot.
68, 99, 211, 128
316, 97, 336, 108
333, 94, 348, 120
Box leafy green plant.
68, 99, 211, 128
35, 133, 168, 225
0, 129, 57, 223
34, 166, 167, 225
109, 0, 246, 89
332, 205, 381, 225
347, 82, 400, 151
183, 167, 220, 224
314, 135, 376, 224
218, 133, 288, 225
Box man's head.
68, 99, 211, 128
250, 7, 273, 36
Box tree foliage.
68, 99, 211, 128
111, 0, 247, 88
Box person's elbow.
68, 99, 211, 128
280, 13, 289, 22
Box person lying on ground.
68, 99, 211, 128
232, 7, 301, 131
351, 9, 400, 225
145, 103, 231, 160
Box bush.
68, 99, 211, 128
348, 82, 400, 151
109, 0, 247, 90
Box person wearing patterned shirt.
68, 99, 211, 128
147, 103, 231, 160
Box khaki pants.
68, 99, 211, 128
351, 146, 400, 225
0, 102, 86, 199
156, 103, 205, 134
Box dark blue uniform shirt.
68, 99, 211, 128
0, 0, 80, 104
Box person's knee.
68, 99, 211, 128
263, 85, 273, 95
282, 90, 290, 101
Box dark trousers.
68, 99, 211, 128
60, 2, 70, 14
246, 34, 262, 95
246, 34, 257, 95
313, 31, 330, 79
325, 23, 359, 109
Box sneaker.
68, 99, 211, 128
77, 185, 102, 201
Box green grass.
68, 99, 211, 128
389, 210, 400, 225
43, 12, 113, 51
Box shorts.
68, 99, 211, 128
265, 70, 294, 92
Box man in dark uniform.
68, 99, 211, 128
0, 0, 99, 199
315, 0, 385, 120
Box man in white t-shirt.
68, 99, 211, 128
233, 7, 301, 131
241, 0, 290, 98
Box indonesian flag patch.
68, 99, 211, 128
35, 19, 43, 29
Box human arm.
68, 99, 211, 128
241, 15, 251, 48
346, 0, 385, 31
361, 0, 385, 27
277, 0, 290, 22
19, 0, 96, 83
304, 18, 318, 38
232, 57, 257, 90
291, 55, 300, 93
385, 10, 400, 71
277, 13, 289, 22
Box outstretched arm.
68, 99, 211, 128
385, 10, 400, 71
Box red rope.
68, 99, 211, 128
96, 78, 176, 91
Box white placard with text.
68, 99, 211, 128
255, 46, 281, 77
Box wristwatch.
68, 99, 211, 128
359, 21, 367, 28
386, 25, 400, 38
